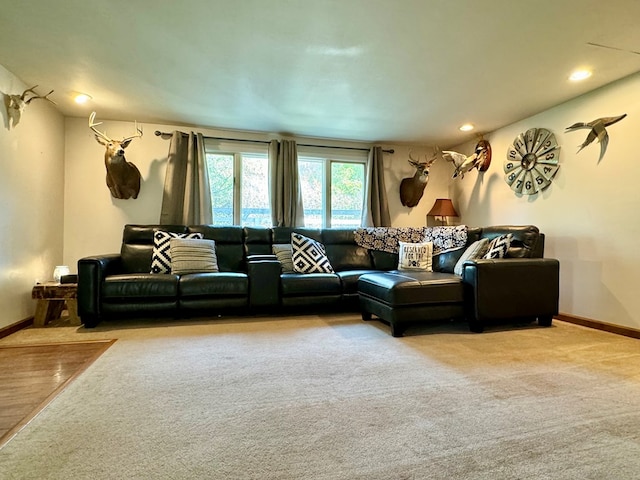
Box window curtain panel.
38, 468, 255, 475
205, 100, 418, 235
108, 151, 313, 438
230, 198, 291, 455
269, 139, 305, 227
361, 146, 391, 227
159, 131, 213, 225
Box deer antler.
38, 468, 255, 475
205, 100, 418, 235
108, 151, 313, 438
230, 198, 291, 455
122, 121, 143, 142
89, 112, 113, 142
408, 149, 423, 166
20, 85, 39, 100
408, 149, 436, 167
20, 85, 56, 105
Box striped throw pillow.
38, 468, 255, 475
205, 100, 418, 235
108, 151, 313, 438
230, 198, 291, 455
150, 231, 203, 274
272, 243, 294, 273
169, 238, 219, 274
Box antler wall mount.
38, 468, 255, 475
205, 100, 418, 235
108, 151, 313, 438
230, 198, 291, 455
5, 85, 55, 128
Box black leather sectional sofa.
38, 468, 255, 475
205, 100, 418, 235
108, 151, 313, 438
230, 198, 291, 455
77, 224, 559, 335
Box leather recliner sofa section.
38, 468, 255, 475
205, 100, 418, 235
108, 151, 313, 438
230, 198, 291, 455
357, 225, 559, 336
78, 224, 559, 334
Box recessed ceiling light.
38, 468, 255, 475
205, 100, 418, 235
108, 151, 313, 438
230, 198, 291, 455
73, 93, 92, 104
569, 69, 592, 82
459, 123, 474, 132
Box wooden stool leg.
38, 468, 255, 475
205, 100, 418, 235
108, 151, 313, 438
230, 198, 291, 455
33, 299, 49, 327
66, 298, 81, 326
48, 300, 65, 320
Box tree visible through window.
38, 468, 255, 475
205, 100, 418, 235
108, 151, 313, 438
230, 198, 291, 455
299, 150, 366, 228
331, 162, 365, 227
205, 141, 271, 227
206, 153, 234, 225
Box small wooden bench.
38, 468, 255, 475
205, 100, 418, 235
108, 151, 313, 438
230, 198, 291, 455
31, 283, 80, 327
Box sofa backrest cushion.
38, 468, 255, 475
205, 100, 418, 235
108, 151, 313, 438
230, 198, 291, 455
321, 229, 373, 271
273, 227, 323, 244
120, 224, 187, 273
244, 227, 375, 272
188, 226, 245, 272
244, 227, 273, 256
369, 251, 397, 271
479, 225, 541, 258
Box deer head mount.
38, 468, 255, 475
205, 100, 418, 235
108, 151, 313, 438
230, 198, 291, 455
6, 85, 55, 128
399, 150, 438, 207
89, 112, 143, 200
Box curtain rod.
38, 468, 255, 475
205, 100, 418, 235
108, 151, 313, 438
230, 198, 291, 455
154, 130, 394, 154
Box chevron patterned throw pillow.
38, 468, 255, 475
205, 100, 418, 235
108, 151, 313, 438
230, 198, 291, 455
483, 233, 513, 259
150, 230, 203, 274
291, 233, 334, 274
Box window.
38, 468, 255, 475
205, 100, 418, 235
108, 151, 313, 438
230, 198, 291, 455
298, 147, 366, 228
204, 140, 271, 227
204, 140, 367, 228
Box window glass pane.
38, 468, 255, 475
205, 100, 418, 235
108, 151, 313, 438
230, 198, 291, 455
299, 159, 324, 228
240, 154, 271, 227
206, 153, 234, 226
331, 162, 364, 228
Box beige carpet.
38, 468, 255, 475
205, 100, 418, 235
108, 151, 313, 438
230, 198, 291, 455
1, 314, 639, 479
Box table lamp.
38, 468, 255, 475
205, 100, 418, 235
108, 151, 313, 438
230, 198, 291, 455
427, 199, 459, 226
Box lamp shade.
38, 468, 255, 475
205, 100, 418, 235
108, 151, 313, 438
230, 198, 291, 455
427, 199, 459, 218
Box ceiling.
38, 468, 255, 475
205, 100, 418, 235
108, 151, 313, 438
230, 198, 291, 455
1, 0, 639, 147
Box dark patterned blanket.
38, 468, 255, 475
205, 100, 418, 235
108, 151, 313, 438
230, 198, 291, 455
354, 225, 467, 255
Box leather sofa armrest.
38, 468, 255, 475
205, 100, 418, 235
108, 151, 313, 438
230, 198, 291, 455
247, 257, 281, 308
461, 258, 559, 322
77, 254, 122, 319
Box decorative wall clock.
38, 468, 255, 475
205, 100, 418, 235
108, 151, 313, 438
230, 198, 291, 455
504, 128, 560, 195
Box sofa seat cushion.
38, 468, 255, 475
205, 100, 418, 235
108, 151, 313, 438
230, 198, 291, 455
103, 274, 179, 298
358, 271, 463, 306
281, 273, 341, 297
179, 273, 248, 297
337, 270, 382, 295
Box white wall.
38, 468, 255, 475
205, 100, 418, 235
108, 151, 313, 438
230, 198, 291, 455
451, 72, 640, 331
63, 119, 448, 268
0, 64, 65, 329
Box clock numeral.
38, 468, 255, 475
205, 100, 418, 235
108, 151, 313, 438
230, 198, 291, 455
506, 162, 514, 170
509, 173, 516, 182
516, 180, 522, 188
536, 176, 544, 185
525, 181, 532, 190
508, 150, 517, 160
545, 152, 555, 160
544, 166, 552, 174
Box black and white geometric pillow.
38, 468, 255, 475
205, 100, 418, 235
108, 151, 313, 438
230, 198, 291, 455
483, 233, 513, 259
291, 233, 334, 274
150, 231, 203, 274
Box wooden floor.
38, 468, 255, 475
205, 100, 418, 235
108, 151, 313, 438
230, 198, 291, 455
0, 340, 115, 448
